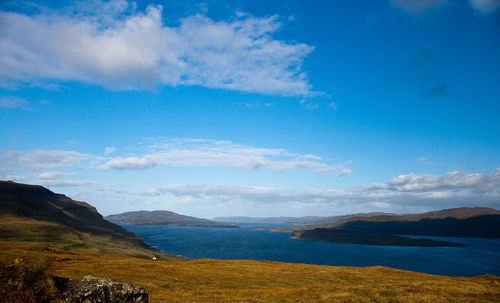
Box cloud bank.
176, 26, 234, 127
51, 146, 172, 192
0, 149, 89, 172
144, 168, 500, 211
1, 144, 498, 213
99, 139, 351, 176
0, 1, 314, 96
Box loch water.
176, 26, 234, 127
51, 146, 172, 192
120, 223, 500, 277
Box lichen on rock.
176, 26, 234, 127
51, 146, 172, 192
54, 275, 149, 303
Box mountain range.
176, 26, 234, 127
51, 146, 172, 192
288, 207, 500, 245
214, 212, 390, 225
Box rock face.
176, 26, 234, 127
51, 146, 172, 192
54, 275, 148, 303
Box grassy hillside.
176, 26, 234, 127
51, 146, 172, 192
0, 181, 179, 259
1, 241, 499, 303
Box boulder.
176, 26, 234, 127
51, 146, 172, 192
53, 275, 148, 303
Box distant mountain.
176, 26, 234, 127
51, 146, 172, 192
0, 180, 167, 258
289, 207, 500, 245
214, 212, 390, 225
106, 210, 239, 228
213, 216, 324, 225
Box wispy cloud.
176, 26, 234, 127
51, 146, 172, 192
418, 156, 435, 166
391, 0, 500, 13
35, 171, 75, 180
299, 99, 319, 110
408, 50, 449, 99
144, 168, 500, 211
104, 146, 116, 155
390, 0, 447, 13
0, 149, 89, 172
0, 96, 29, 109
0, 139, 349, 177
425, 82, 448, 98
0, 1, 315, 96
98, 138, 351, 176
35, 179, 98, 187
469, 0, 500, 13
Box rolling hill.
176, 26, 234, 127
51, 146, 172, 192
106, 210, 238, 228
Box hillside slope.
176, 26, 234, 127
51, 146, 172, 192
106, 210, 238, 227
2, 240, 499, 303
0, 180, 174, 258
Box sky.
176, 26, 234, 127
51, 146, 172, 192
1, 0, 499, 218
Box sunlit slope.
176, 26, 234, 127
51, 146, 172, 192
0, 181, 176, 259
2, 241, 499, 303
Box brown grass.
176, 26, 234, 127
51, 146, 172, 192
1, 241, 499, 303
0, 216, 181, 260
0, 254, 55, 303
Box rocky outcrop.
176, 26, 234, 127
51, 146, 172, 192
54, 275, 148, 303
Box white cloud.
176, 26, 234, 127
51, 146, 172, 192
35, 179, 97, 187
418, 156, 435, 165
299, 99, 319, 110
35, 171, 75, 179
385, 170, 500, 192
143, 168, 500, 211
469, 0, 500, 13
0, 149, 88, 172
104, 146, 116, 155
0, 1, 315, 96
329, 102, 338, 110
0, 139, 350, 177
0, 96, 29, 109
390, 0, 447, 13
98, 138, 350, 176
338, 168, 352, 176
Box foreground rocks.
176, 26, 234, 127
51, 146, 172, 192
54, 275, 149, 303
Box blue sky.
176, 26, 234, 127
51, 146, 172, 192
1, 0, 499, 218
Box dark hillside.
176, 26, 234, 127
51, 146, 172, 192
0, 181, 175, 258
339, 215, 500, 238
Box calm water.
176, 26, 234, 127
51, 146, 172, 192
121, 223, 500, 277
